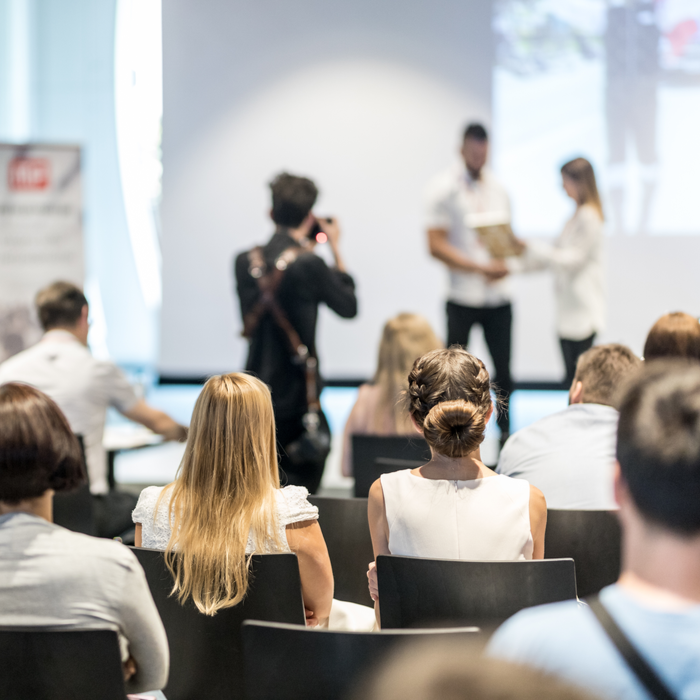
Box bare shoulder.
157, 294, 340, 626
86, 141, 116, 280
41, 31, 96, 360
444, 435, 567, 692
529, 484, 547, 515
368, 478, 385, 506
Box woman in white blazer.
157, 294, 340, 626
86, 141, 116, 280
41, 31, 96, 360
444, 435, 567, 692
512, 158, 605, 385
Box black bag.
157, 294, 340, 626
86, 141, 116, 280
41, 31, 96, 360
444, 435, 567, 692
243, 246, 331, 468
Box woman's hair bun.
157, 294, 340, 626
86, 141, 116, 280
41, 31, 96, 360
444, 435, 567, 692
422, 399, 486, 458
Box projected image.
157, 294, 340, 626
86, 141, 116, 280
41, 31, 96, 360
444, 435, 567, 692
493, 0, 700, 236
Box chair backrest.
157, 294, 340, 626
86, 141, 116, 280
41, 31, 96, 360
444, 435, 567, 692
53, 434, 96, 536
308, 496, 374, 606
0, 629, 125, 699
131, 547, 305, 700
352, 435, 430, 498
242, 620, 480, 700
544, 509, 621, 598
377, 555, 578, 629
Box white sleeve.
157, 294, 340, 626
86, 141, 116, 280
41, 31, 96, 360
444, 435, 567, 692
424, 176, 453, 230
532, 211, 603, 274
132, 486, 159, 525
278, 486, 319, 527
96, 361, 139, 413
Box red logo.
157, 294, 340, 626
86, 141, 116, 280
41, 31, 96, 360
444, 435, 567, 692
8, 158, 51, 191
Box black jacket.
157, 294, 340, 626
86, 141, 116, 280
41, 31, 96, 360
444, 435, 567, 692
235, 232, 357, 420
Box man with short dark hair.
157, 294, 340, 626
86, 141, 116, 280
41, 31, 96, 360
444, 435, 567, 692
235, 172, 357, 493
0, 281, 187, 538
426, 123, 514, 442
489, 360, 700, 699
497, 344, 640, 509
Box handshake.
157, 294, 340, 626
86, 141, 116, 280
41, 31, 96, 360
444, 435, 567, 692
477, 237, 527, 281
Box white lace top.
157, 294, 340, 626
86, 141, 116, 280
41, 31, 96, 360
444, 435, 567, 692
132, 485, 319, 552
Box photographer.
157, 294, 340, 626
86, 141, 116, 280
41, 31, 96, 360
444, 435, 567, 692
234, 172, 357, 493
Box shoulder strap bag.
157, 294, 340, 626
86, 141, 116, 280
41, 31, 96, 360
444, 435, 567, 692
243, 246, 331, 468
587, 595, 679, 700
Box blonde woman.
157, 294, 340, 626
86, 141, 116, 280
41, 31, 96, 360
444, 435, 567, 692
132, 373, 333, 625
341, 314, 442, 477
510, 157, 605, 385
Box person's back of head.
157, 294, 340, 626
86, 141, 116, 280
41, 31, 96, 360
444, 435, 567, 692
617, 360, 700, 536
269, 172, 318, 228
374, 314, 442, 433
0, 383, 84, 505
643, 312, 700, 362
572, 344, 641, 407
407, 347, 492, 458
163, 372, 282, 614
35, 281, 87, 332
352, 639, 601, 700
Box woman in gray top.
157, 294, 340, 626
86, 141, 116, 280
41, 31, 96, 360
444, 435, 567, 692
0, 382, 168, 694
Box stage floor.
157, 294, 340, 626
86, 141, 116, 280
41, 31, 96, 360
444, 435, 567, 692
112, 386, 569, 492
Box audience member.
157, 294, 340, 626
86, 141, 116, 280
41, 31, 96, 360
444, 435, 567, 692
0, 281, 187, 539
133, 372, 335, 625
497, 344, 640, 509
367, 347, 547, 604
0, 383, 168, 693
644, 311, 700, 362
352, 639, 602, 700
341, 313, 442, 476
488, 361, 700, 699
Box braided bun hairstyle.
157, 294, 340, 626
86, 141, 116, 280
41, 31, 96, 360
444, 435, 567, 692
407, 347, 492, 458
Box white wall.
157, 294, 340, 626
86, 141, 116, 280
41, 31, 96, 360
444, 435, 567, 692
160, 0, 700, 382
160, 0, 495, 378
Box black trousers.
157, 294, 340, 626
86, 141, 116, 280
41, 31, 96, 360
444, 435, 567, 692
560, 334, 596, 388
447, 301, 512, 437
276, 410, 330, 494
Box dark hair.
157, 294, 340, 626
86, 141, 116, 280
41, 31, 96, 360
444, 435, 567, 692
269, 172, 318, 227
35, 281, 88, 331
0, 383, 85, 503
573, 344, 641, 406
617, 361, 700, 535
351, 638, 601, 700
463, 123, 488, 142
407, 347, 492, 457
644, 312, 700, 362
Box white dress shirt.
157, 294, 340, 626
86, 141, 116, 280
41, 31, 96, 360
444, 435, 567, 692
0, 330, 139, 494
512, 204, 605, 341
496, 403, 618, 510
425, 165, 512, 308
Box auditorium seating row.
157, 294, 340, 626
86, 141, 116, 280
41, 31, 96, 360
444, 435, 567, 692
2, 493, 622, 700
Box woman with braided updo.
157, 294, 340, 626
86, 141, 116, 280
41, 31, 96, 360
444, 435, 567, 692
367, 347, 546, 605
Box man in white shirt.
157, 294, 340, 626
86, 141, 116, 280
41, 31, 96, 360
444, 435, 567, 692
497, 343, 640, 509
426, 123, 513, 441
0, 281, 187, 538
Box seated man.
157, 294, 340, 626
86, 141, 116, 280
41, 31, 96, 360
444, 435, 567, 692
0, 382, 168, 693
497, 344, 640, 509
0, 281, 187, 538
488, 360, 700, 699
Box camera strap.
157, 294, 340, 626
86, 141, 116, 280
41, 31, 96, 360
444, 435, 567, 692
587, 595, 678, 700
243, 246, 321, 413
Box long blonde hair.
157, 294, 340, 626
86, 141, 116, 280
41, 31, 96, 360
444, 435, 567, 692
373, 314, 442, 433
561, 157, 604, 221
158, 373, 282, 615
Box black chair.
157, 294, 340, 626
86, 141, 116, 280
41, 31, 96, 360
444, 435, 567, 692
544, 509, 621, 598
0, 629, 125, 699
242, 620, 480, 700
377, 555, 578, 629
131, 547, 305, 700
309, 496, 374, 606
352, 435, 430, 497
53, 434, 97, 536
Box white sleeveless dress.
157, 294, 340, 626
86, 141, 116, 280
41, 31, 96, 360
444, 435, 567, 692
381, 470, 534, 560
132, 484, 376, 631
